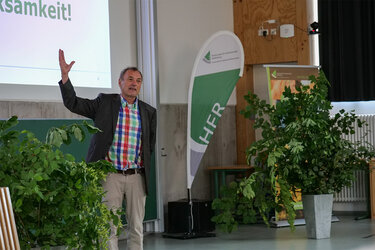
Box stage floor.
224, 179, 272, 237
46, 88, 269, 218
119, 216, 375, 250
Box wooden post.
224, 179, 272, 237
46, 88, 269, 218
296, 0, 310, 65
235, 65, 256, 164
233, 0, 256, 164
0, 187, 20, 250
369, 160, 375, 219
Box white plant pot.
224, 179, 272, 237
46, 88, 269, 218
302, 194, 333, 239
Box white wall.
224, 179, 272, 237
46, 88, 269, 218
0, 0, 137, 102
156, 0, 235, 104
331, 101, 375, 115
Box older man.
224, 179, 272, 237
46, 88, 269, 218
58, 49, 156, 250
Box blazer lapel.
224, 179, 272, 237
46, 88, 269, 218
138, 101, 147, 142
112, 95, 121, 134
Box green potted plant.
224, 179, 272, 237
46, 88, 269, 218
212, 71, 374, 238
0, 116, 121, 249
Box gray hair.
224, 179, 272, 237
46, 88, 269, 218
119, 67, 143, 81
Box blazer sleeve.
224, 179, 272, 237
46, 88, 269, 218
59, 79, 101, 119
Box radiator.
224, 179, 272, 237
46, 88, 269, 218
333, 115, 375, 203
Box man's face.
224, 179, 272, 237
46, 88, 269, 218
118, 70, 142, 101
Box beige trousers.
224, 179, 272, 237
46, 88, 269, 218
102, 172, 146, 250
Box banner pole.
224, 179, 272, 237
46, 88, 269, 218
163, 30, 243, 239
187, 188, 194, 234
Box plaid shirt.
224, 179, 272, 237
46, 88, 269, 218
106, 96, 142, 170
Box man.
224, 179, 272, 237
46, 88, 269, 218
58, 49, 156, 250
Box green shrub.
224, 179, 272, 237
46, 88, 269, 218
0, 116, 120, 249
212, 71, 375, 232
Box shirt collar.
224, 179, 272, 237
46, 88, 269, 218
121, 96, 138, 110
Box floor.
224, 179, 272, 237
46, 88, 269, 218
119, 216, 375, 250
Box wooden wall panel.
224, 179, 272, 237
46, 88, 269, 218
241, 0, 298, 64
233, 0, 244, 41
234, 0, 256, 164
235, 65, 256, 164
296, 0, 310, 65
234, 0, 310, 66
0, 101, 84, 119
233, 0, 309, 164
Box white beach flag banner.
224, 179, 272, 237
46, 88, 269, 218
187, 31, 244, 188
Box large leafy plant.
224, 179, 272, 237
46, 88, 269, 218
0, 116, 120, 249
212, 71, 374, 232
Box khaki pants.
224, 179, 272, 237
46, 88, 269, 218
102, 172, 146, 250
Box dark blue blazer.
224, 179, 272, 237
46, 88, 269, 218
59, 79, 156, 194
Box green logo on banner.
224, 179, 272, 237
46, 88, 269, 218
203, 51, 211, 63
191, 69, 240, 144
272, 70, 277, 78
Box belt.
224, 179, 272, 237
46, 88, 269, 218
116, 168, 144, 175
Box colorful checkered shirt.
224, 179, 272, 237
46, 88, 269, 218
106, 96, 143, 170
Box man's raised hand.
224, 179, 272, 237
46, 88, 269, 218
59, 49, 75, 84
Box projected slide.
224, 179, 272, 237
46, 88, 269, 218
0, 0, 111, 88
